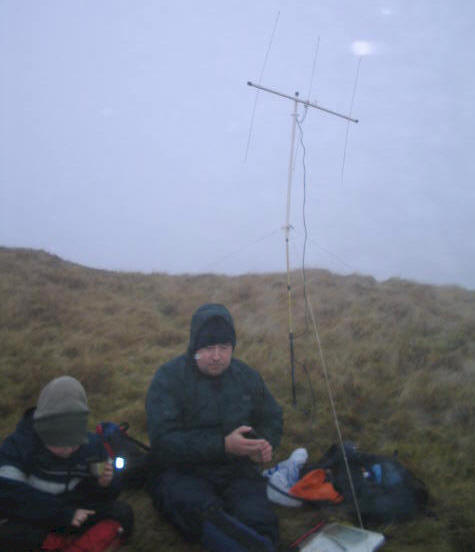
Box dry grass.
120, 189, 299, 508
1, 246, 474, 551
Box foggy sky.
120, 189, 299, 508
1, 1, 474, 289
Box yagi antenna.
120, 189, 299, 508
247, 80, 358, 406
247, 81, 358, 123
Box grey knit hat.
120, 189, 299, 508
33, 376, 90, 447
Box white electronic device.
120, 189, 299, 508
298, 523, 385, 552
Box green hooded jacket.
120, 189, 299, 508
146, 304, 283, 472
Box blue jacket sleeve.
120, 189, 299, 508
0, 474, 75, 527
0, 430, 75, 527
0, 418, 122, 528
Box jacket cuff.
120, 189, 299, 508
60, 506, 77, 528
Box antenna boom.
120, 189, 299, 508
247, 81, 358, 123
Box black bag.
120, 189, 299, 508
96, 422, 151, 488
304, 442, 429, 523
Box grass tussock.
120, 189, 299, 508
1, 246, 474, 551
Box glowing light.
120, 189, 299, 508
351, 41, 374, 56
115, 457, 126, 470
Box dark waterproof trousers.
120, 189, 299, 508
149, 465, 278, 549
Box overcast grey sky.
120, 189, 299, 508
1, 1, 474, 289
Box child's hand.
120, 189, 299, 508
71, 508, 95, 527
98, 459, 114, 487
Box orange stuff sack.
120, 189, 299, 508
290, 469, 343, 503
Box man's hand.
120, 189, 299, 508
97, 459, 114, 487
71, 508, 95, 527
225, 426, 273, 463
249, 440, 273, 464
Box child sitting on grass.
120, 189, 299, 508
0, 375, 134, 552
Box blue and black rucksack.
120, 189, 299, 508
303, 442, 429, 524
96, 421, 151, 488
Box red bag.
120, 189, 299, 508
42, 520, 122, 552
42, 532, 74, 550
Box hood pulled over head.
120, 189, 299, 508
188, 303, 236, 355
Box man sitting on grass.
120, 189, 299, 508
146, 303, 283, 551
0, 375, 133, 552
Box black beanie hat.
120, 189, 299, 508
194, 316, 236, 352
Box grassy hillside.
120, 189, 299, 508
1, 246, 474, 551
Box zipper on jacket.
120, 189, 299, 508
66, 457, 72, 492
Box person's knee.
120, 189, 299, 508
152, 470, 220, 512
201, 506, 276, 552
92, 500, 134, 538
148, 471, 222, 541
111, 500, 134, 537
231, 498, 279, 545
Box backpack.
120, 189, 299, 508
303, 442, 429, 524
95, 422, 151, 488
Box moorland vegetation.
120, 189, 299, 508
0, 246, 474, 551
